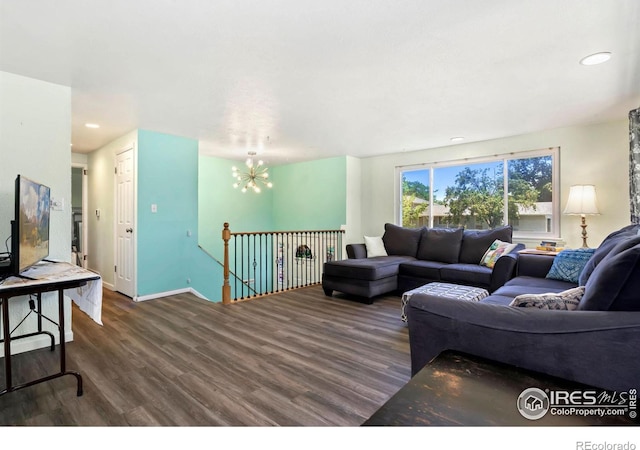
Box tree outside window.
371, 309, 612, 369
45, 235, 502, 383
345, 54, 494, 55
402, 176, 429, 228
400, 151, 556, 235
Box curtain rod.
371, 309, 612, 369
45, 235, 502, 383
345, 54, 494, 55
394, 147, 558, 170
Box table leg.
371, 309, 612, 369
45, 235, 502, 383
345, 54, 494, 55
36, 293, 55, 351
58, 289, 83, 396
58, 290, 66, 373
1, 297, 12, 392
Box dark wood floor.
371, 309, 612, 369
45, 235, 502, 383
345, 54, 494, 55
0, 286, 410, 426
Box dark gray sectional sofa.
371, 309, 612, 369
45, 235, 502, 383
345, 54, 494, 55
406, 223, 640, 392
322, 223, 523, 302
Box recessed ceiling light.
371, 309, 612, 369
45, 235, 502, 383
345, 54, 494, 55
85, 123, 100, 128
579, 52, 612, 66
450, 137, 465, 143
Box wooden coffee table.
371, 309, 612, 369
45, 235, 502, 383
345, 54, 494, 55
363, 351, 637, 426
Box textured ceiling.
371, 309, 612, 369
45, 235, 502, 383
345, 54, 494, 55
1, 0, 639, 165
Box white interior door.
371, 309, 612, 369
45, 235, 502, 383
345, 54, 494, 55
115, 148, 135, 298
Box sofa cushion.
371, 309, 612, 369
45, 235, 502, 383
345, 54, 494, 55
399, 260, 448, 280
546, 248, 595, 284
440, 263, 492, 288
492, 284, 571, 299
578, 243, 640, 311
364, 235, 387, 257
579, 225, 640, 285
480, 239, 518, 268
459, 226, 513, 264
509, 286, 585, 310
417, 227, 463, 263
499, 277, 578, 296
480, 294, 518, 306
382, 223, 422, 257
579, 234, 640, 285
323, 255, 414, 281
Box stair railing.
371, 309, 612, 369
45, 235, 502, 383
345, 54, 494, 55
221, 222, 344, 304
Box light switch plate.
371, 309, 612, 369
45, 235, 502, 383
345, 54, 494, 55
51, 197, 64, 211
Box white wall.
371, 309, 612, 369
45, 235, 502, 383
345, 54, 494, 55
344, 156, 362, 250
0, 71, 72, 355
72, 152, 88, 165
361, 119, 631, 249
87, 130, 138, 288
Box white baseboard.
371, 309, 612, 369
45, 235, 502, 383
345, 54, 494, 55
102, 281, 115, 291
0, 330, 74, 358
135, 287, 210, 302
188, 287, 209, 300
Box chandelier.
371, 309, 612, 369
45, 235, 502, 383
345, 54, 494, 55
232, 152, 273, 193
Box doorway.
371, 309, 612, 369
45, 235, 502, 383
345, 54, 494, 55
71, 164, 88, 267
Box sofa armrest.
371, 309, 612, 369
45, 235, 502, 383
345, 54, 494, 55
346, 243, 367, 259
406, 294, 640, 391
516, 253, 556, 277
488, 243, 525, 292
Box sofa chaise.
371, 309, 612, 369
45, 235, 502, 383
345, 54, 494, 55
322, 223, 523, 302
406, 223, 640, 392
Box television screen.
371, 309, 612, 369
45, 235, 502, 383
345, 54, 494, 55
14, 175, 51, 273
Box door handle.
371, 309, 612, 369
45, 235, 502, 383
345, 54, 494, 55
126, 228, 133, 233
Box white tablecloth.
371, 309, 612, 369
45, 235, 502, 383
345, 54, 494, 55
0, 261, 103, 325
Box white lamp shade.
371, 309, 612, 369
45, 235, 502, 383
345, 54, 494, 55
563, 185, 600, 215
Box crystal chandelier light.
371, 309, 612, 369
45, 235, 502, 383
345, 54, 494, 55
232, 152, 273, 193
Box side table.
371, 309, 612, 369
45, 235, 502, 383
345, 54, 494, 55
363, 351, 637, 426
517, 249, 562, 256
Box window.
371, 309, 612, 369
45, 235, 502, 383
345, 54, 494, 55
399, 148, 558, 237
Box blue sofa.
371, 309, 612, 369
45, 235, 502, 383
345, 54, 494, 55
322, 223, 523, 302
406, 224, 640, 392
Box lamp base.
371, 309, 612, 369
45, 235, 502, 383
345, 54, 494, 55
580, 215, 589, 248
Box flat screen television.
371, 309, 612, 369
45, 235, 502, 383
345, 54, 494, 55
10, 175, 51, 275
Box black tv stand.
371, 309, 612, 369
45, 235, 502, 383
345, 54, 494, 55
15, 274, 37, 281
0, 272, 38, 283
4, 260, 63, 281
0, 256, 10, 274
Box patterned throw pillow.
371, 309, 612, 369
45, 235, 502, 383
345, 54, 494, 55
546, 248, 596, 284
509, 286, 586, 310
479, 239, 518, 269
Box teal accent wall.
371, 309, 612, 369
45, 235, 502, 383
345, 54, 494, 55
197, 155, 275, 300
195, 155, 347, 301
134, 149, 348, 301
271, 156, 347, 230
137, 130, 200, 297
198, 155, 275, 251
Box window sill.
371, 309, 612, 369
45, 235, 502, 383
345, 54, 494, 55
513, 235, 566, 248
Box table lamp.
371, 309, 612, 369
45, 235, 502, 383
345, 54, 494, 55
563, 185, 600, 248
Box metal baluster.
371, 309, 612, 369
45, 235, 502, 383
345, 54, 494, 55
234, 234, 238, 301
239, 235, 242, 299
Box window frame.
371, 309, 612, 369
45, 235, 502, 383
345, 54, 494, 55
396, 147, 560, 239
